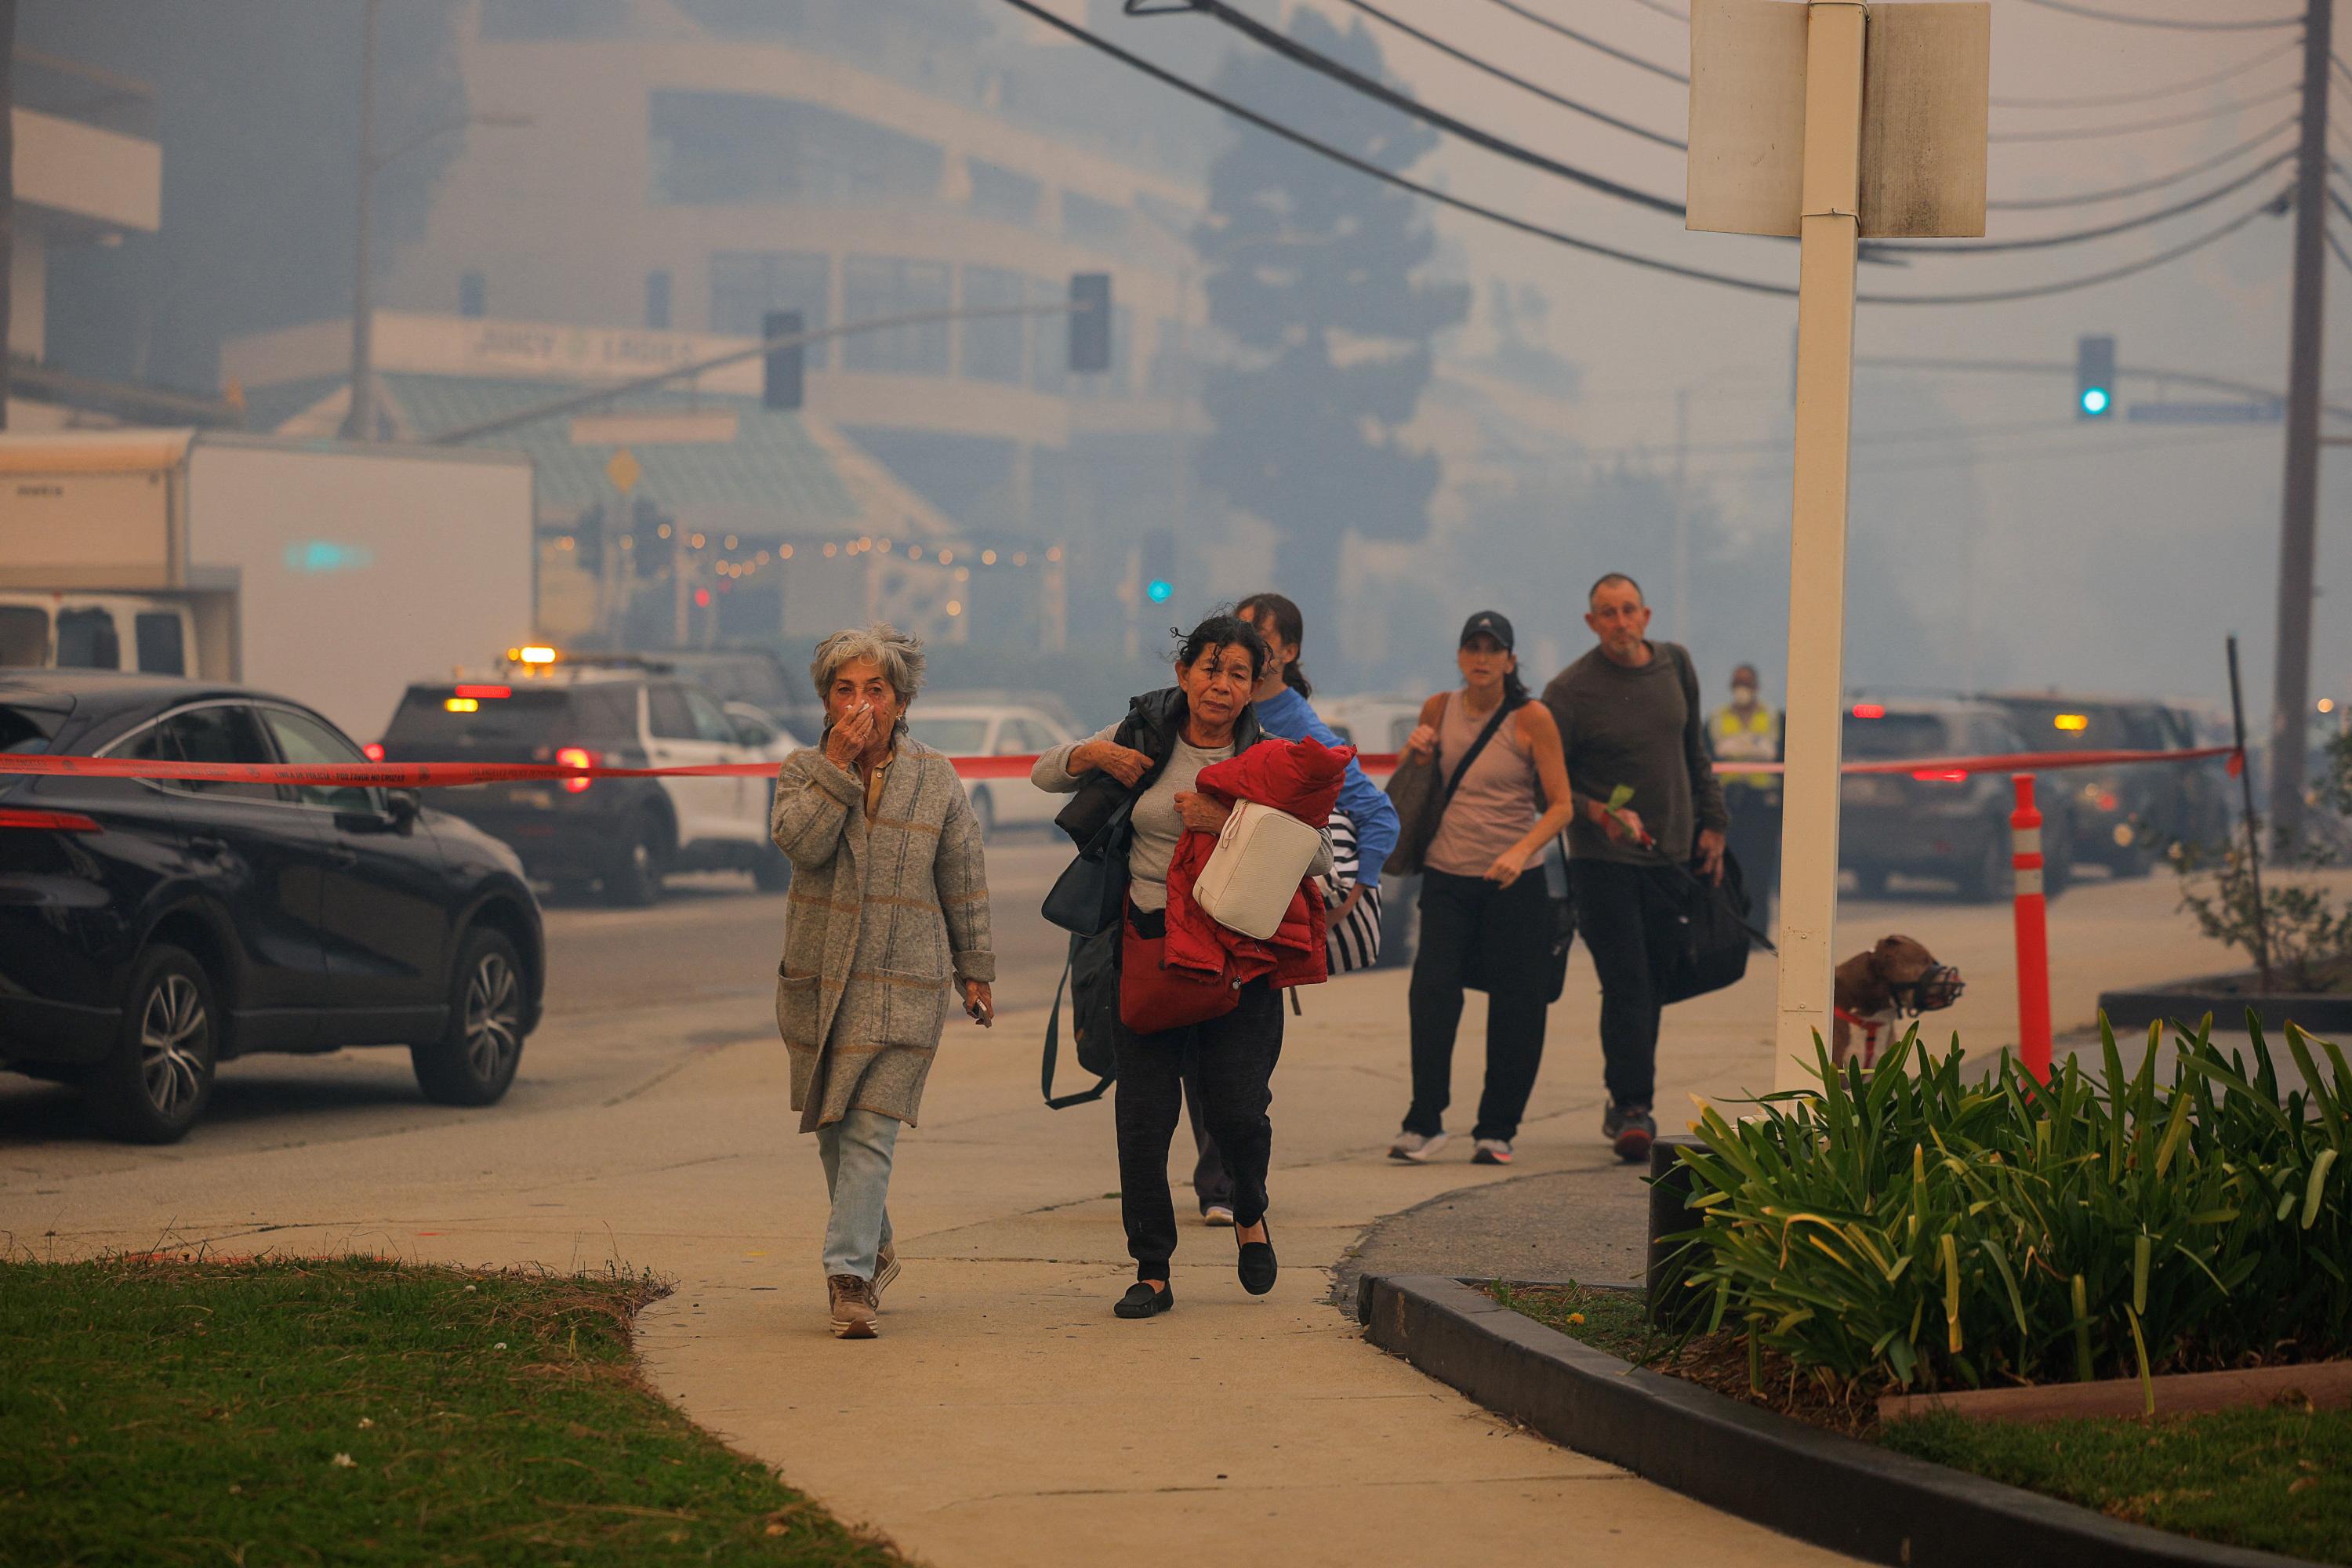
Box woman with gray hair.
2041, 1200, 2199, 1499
771, 622, 994, 1340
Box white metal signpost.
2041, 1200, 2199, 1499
1688, 0, 1989, 1094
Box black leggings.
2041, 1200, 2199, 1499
1115, 978, 1283, 1282
1403, 868, 1552, 1142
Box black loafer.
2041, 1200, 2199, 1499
1236, 1225, 1277, 1296
1115, 1280, 1174, 1319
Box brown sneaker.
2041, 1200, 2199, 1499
873, 1243, 900, 1306
827, 1274, 877, 1339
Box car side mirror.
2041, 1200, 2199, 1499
385, 788, 421, 831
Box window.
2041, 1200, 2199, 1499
646, 269, 672, 330
683, 689, 738, 745
54, 608, 120, 670
263, 707, 380, 815
159, 704, 279, 802
459, 270, 487, 318
960, 266, 1026, 385
710, 252, 832, 367
1062, 191, 1130, 250
967, 159, 1040, 227
0, 605, 48, 666
650, 91, 943, 209
134, 612, 185, 676
842, 256, 949, 374
646, 684, 697, 741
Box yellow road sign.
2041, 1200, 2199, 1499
604, 447, 641, 495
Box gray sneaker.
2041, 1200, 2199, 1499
1472, 1138, 1514, 1166
1388, 1130, 1449, 1163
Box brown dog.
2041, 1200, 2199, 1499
1832, 935, 1964, 1068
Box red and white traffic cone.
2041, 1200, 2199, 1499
2010, 773, 2053, 1081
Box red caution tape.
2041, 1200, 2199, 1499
0, 743, 2238, 789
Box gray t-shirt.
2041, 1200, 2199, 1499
1542, 641, 1729, 865
1034, 724, 1333, 913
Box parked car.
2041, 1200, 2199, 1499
1841, 698, 2073, 902
1980, 692, 2230, 874
903, 701, 1074, 838
644, 646, 817, 740
374, 654, 796, 905
0, 671, 546, 1142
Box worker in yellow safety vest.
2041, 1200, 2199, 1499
1710, 663, 1781, 927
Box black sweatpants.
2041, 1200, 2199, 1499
1567, 858, 1687, 1110
1115, 977, 1283, 1281
1403, 869, 1552, 1142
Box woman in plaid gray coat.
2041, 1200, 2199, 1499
771, 623, 993, 1339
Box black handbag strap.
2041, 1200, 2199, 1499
1442, 695, 1522, 806
1040, 952, 1113, 1109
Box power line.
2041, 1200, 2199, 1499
2016, 0, 2302, 34
2330, 224, 2352, 278
1987, 115, 2297, 209
1992, 38, 2299, 109
1615, 0, 1688, 23
1475, 0, 1688, 84
1001, 0, 2287, 310
1181, 0, 1686, 212
1987, 84, 2299, 143
1855, 354, 2352, 421
1333, 0, 1686, 150
1861, 190, 2289, 305
1894, 149, 2294, 252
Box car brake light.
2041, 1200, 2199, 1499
0, 807, 103, 833
362, 742, 386, 762
454, 684, 511, 700
556, 746, 597, 793
1911, 768, 1969, 782
1852, 702, 1886, 719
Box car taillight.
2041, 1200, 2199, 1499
556, 746, 597, 793
362, 742, 386, 762
1910, 768, 1969, 783
0, 807, 103, 833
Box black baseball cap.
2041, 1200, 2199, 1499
1458, 611, 1515, 651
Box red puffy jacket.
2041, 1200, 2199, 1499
1163, 735, 1354, 992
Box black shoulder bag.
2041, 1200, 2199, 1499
1039, 793, 1135, 1107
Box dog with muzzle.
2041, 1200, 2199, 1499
1832, 935, 1964, 1068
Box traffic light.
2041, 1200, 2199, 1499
2076, 333, 2115, 419
1140, 525, 1175, 606
574, 504, 604, 576
1069, 273, 1112, 375
763, 310, 804, 411
630, 497, 672, 561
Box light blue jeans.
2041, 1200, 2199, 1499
815, 1108, 900, 1280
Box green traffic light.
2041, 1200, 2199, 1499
2081, 387, 2111, 416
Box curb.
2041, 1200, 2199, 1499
1355, 1273, 2322, 1568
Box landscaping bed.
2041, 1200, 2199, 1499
0, 1255, 904, 1568
1489, 1279, 2352, 1565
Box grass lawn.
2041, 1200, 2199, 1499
1489, 1280, 2352, 1566
1, 1255, 904, 1568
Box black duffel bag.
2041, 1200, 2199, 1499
1652, 848, 1769, 1007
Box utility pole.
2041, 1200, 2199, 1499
340, 0, 380, 441
2264, 0, 2335, 843
0, 0, 17, 430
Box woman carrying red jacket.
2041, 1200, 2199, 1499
1032, 614, 1334, 1319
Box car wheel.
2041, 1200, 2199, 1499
603, 811, 667, 906
1962, 833, 2011, 903
412, 927, 527, 1107
752, 845, 793, 893
88, 946, 218, 1144
970, 786, 996, 840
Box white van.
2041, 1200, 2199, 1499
0, 592, 201, 677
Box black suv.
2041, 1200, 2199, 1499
375, 663, 793, 906
0, 672, 544, 1142
1981, 694, 2230, 874
1841, 699, 2073, 902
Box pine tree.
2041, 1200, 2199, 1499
1193, 10, 1468, 637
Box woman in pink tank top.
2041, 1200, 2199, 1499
1387, 612, 1579, 1167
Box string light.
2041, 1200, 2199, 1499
982, 550, 997, 565
823, 543, 837, 557
1046, 546, 1062, 562
955, 567, 971, 582
945, 600, 963, 616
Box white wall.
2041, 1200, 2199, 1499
187, 439, 534, 740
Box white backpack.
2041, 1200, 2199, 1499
1194, 800, 1326, 940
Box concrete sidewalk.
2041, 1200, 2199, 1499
2, 873, 2232, 1567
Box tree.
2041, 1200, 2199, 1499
1192, 11, 1467, 636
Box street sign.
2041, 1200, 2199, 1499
2126, 401, 2284, 425
604, 447, 641, 495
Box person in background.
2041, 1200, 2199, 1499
1541, 575, 1728, 1166
1389, 612, 1578, 1168
770, 624, 994, 1340
1711, 662, 1782, 930
1032, 614, 1333, 1318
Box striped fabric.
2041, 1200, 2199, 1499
1321, 810, 1384, 973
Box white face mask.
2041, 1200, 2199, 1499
1733, 685, 1759, 703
